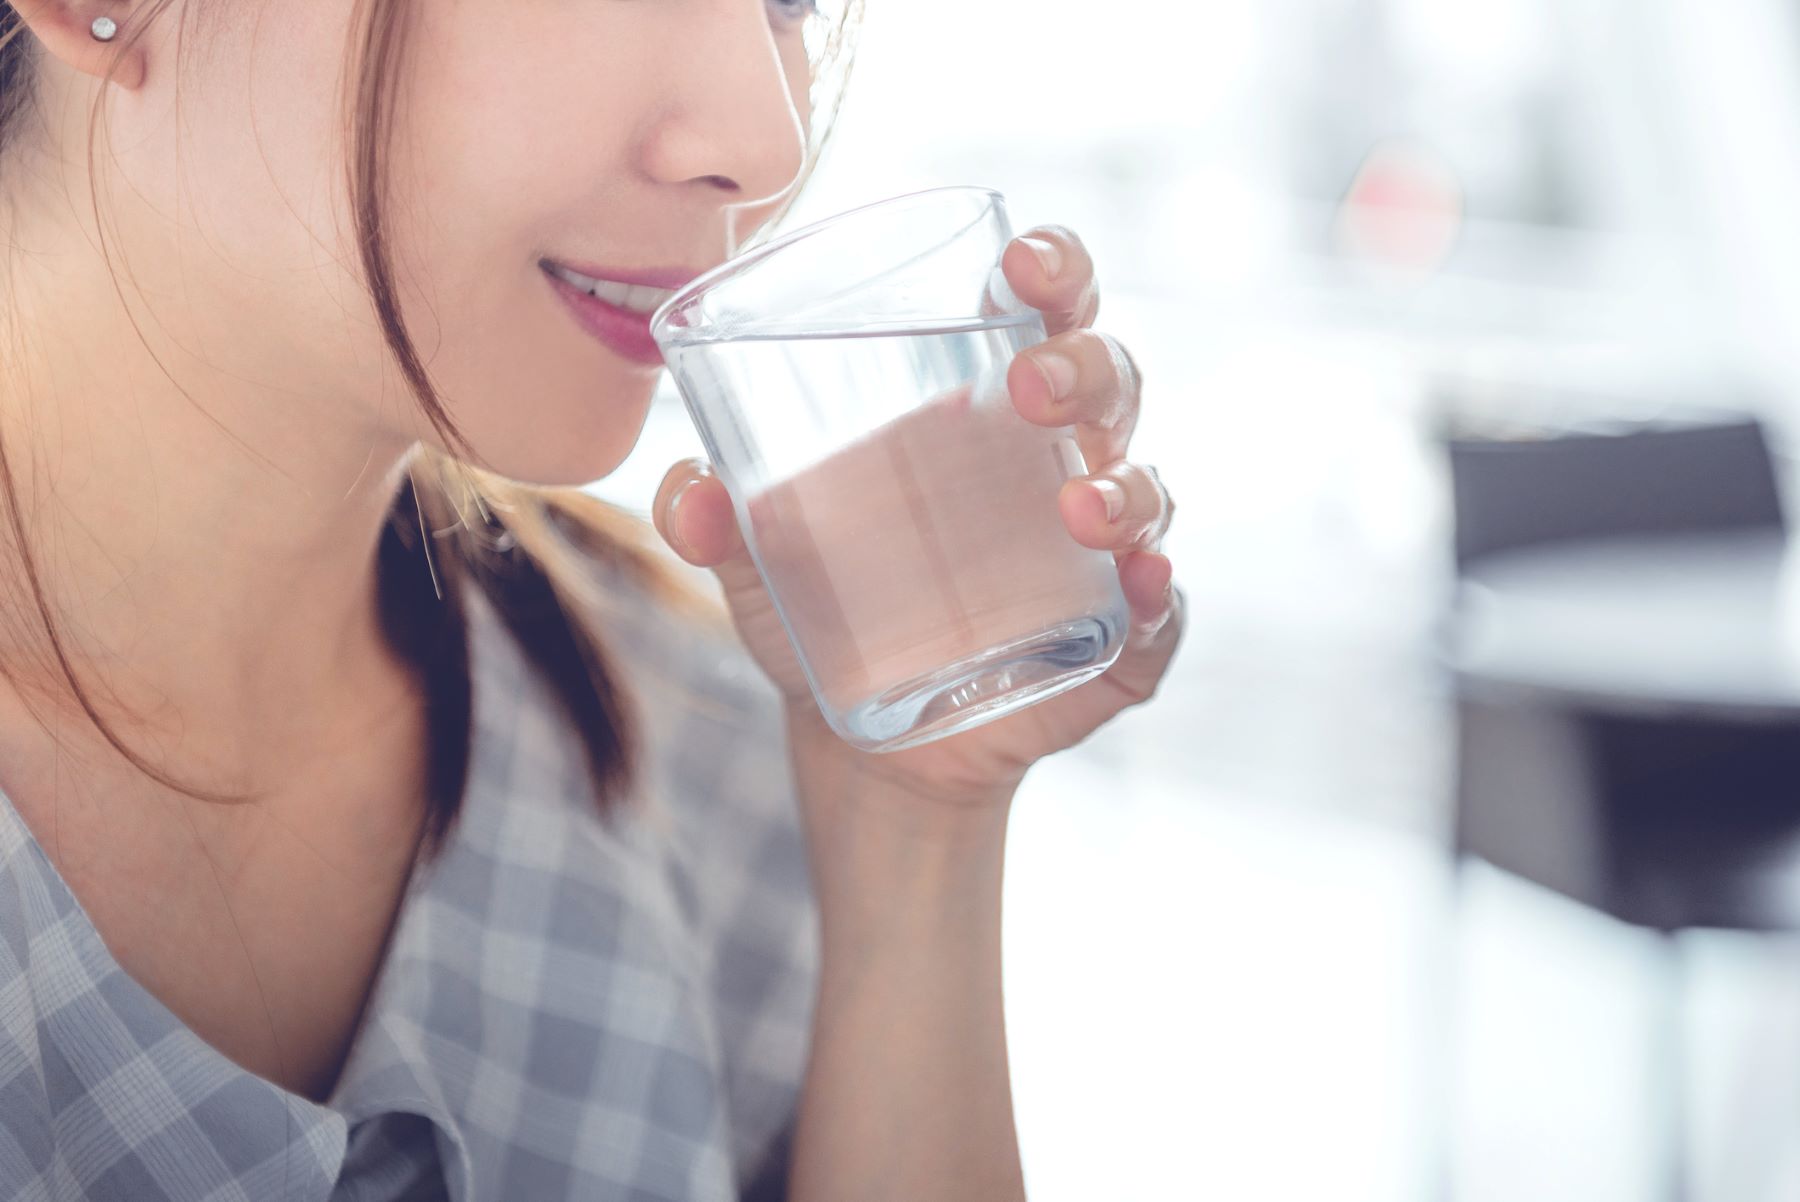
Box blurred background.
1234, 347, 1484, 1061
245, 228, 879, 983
588, 1, 1800, 1198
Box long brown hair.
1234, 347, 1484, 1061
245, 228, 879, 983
0, 0, 864, 860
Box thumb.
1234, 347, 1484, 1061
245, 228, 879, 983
652, 459, 767, 602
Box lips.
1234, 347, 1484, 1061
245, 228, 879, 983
544, 258, 707, 291
542, 264, 667, 367
539, 256, 719, 366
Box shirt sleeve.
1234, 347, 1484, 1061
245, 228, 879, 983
0, 834, 56, 1187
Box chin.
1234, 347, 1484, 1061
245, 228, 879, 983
516, 411, 652, 490
425, 358, 660, 487
497, 435, 641, 490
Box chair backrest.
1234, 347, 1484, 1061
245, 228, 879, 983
1444, 418, 1787, 572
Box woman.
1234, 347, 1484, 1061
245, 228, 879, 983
0, 0, 1183, 1198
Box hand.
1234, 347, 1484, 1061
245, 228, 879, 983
652, 224, 1185, 813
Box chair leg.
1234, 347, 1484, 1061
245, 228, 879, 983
1654, 931, 1689, 1202
1434, 854, 1467, 1202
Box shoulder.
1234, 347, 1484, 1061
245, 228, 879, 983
567, 527, 802, 888
0, 802, 77, 1068
465, 493, 789, 827
547, 496, 783, 741
548, 504, 820, 1188
524, 493, 815, 982
0, 798, 346, 1195
0, 806, 52, 1137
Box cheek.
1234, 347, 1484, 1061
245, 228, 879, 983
374, 5, 667, 483
107, 0, 391, 412
401, 2, 651, 250
398, 224, 661, 486
419, 343, 662, 488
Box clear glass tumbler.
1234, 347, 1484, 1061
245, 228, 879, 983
650, 185, 1130, 753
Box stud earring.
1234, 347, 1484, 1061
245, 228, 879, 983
90, 15, 117, 42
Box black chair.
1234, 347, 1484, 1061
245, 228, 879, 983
1446, 419, 1787, 572
1437, 416, 1800, 1202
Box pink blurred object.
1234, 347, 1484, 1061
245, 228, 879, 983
1334, 140, 1465, 276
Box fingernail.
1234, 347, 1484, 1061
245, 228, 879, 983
1033, 351, 1077, 400
1092, 479, 1126, 523
668, 477, 700, 554
1020, 235, 1062, 280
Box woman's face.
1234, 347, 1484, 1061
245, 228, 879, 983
86, 0, 815, 485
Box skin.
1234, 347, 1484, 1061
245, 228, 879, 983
0, 0, 1184, 1187
0, 0, 812, 1101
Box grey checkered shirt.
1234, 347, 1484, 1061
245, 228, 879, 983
0, 556, 820, 1200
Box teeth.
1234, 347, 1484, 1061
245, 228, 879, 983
549, 263, 676, 315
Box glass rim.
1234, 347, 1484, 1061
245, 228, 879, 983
649, 183, 1006, 339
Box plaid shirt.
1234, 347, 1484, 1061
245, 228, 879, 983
0, 555, 820, 1200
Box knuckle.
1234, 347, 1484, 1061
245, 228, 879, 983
1133, 465, 1176, 546
1113, 336, 1142, 394
1042, 223, 1088, 259
1099, 333, 1138, 395
1068, 327, 1110, 367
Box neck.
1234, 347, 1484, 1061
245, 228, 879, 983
0, 189, 423, 796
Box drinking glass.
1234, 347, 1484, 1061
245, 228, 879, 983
650, 185, 1130, 753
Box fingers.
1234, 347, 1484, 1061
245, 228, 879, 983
654, 459, 730, 563
652, 459, 769, 598
1058, 461, 1174, 556
1006, 327, 1142, 464
1120, 552, 1178, 628
1107, 570, 1186, 705
1001, 224, 1100, 334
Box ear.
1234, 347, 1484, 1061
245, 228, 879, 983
9, 3, 147, 91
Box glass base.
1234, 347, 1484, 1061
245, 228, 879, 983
834, 612, 1126, 753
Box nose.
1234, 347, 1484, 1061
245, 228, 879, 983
639, 0, 809, 210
